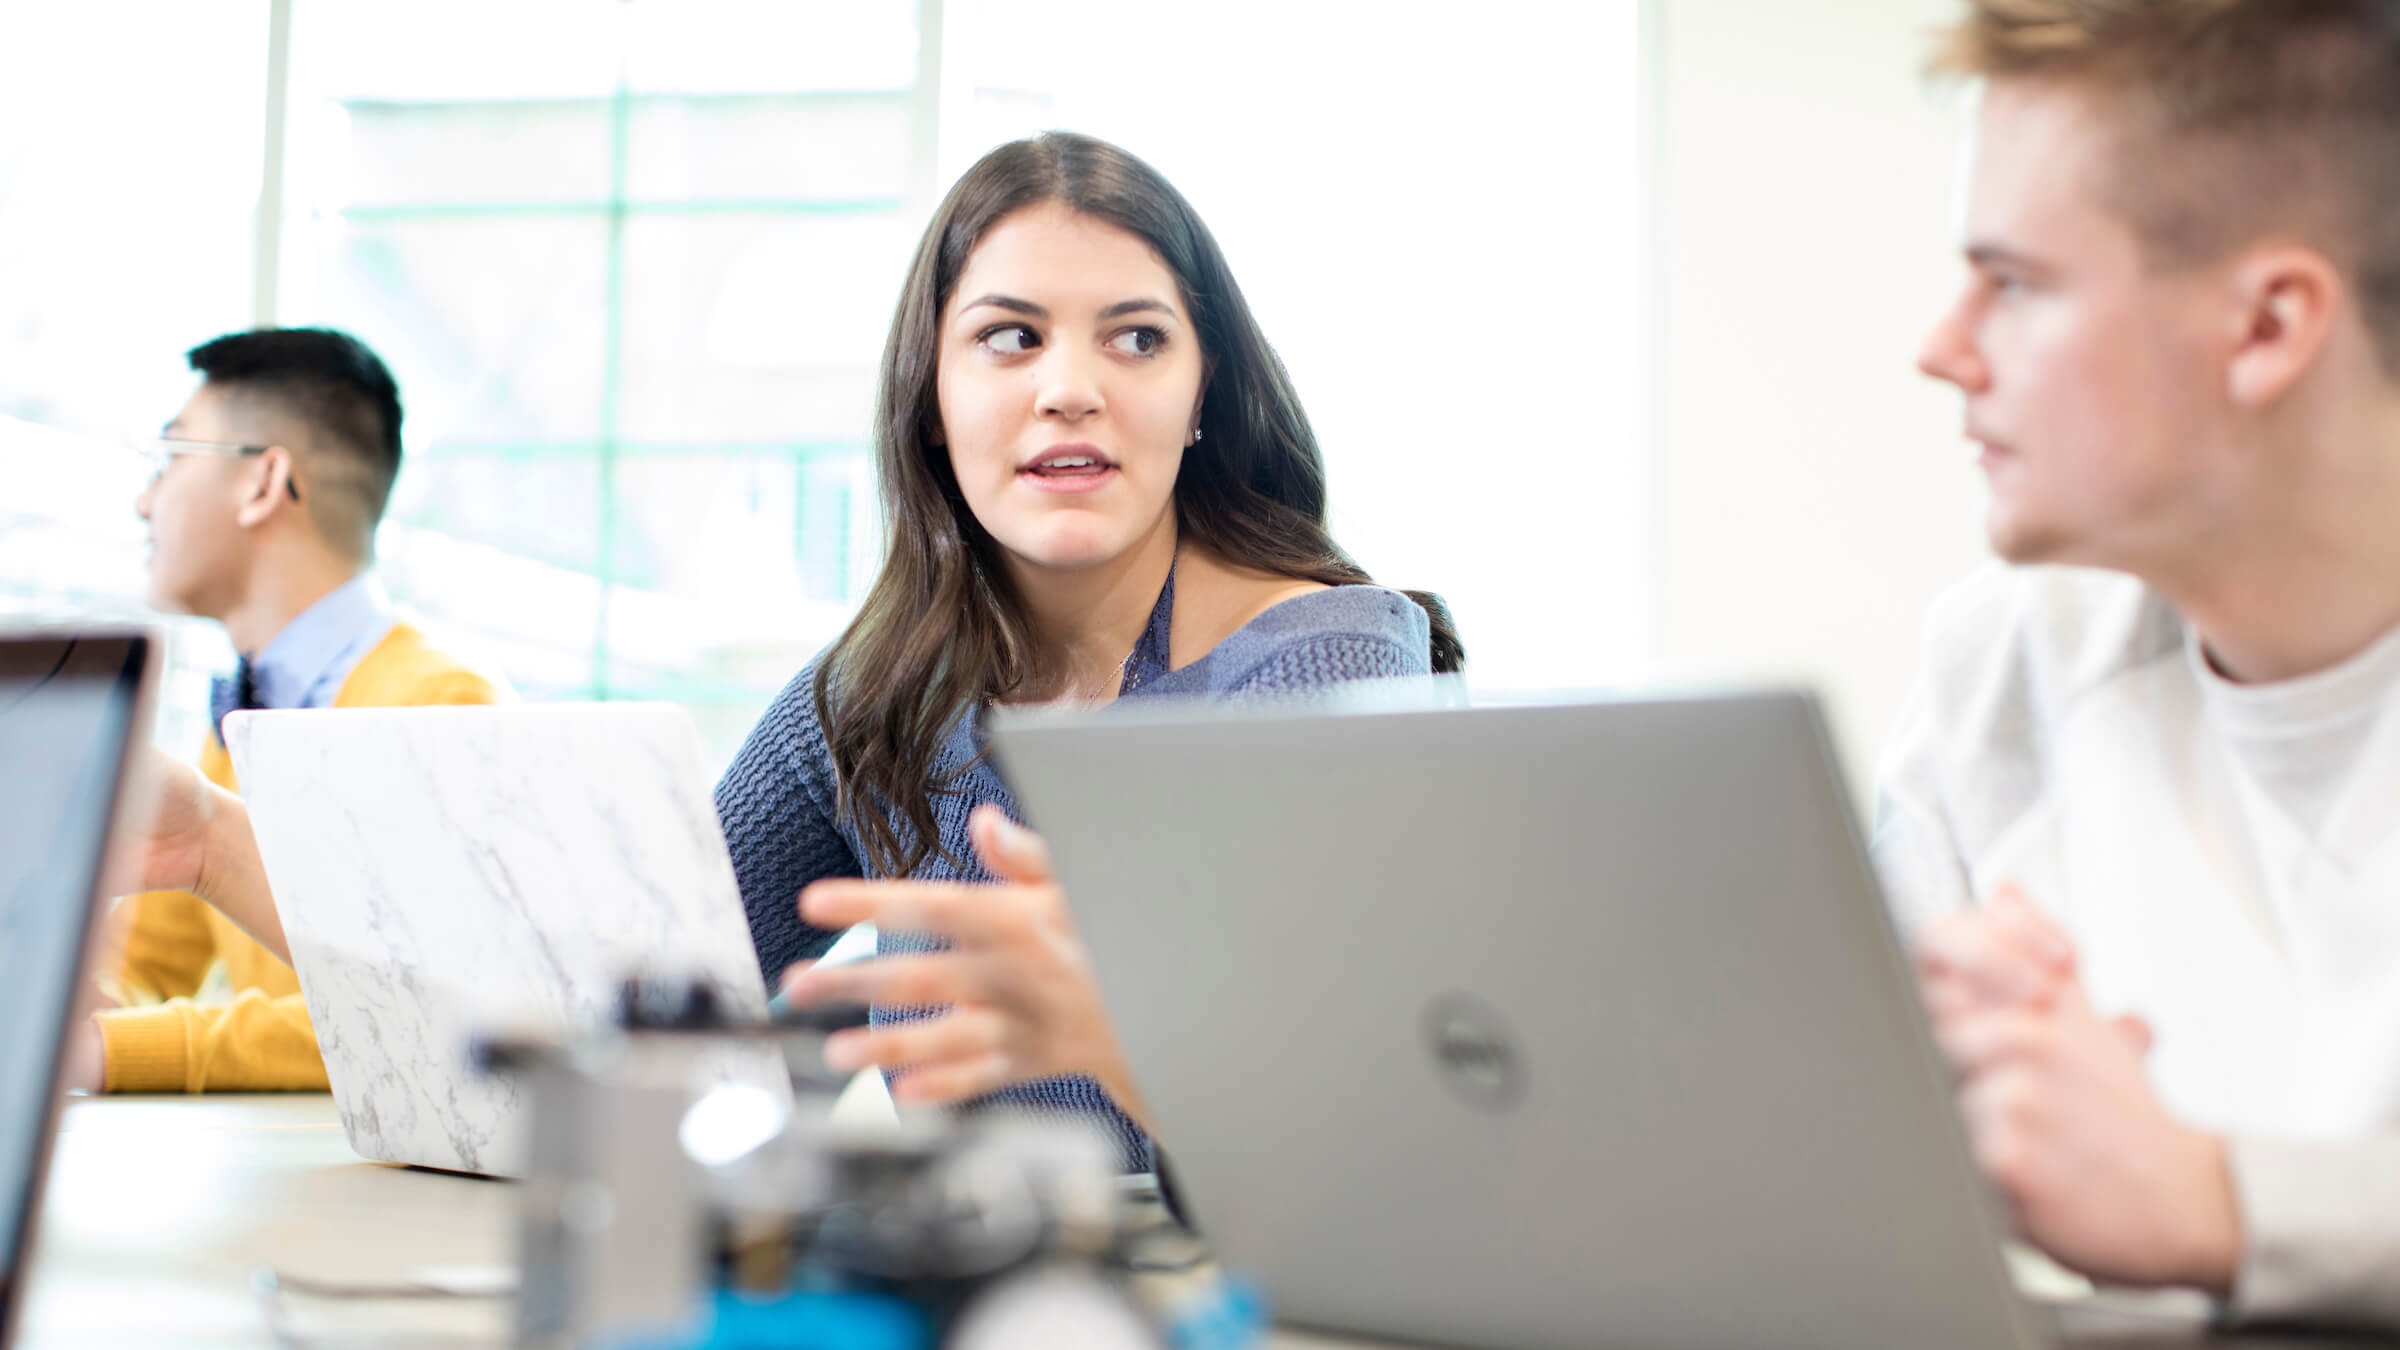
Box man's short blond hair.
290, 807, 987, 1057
1934, 0, 2400, 368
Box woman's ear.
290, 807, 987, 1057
1188, 358, 1217, 438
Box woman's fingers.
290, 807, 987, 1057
970, 805, 1055, 886
889, 1051, 1017, 1106
823, 1006, 1010, 1080
782, 952, 980, 1010
780, 857, 1087, 1106
801, 877, 1021, 945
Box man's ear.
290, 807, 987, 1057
234, 446, 300, 529
2225, 244, 2341, 410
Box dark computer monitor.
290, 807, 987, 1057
0, 632, 153, 1348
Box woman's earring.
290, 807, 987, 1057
1189, 426, 1204, 445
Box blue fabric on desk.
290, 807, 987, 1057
714, 573, 1433, 1169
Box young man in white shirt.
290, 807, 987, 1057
1878, 0, 2400, 1327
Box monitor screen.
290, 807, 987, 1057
0, 633, 147, 1336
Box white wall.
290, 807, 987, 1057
940, 0, 1998, 782
2, 0, 1998, 784
938, 0, 1649, 691
1648, 0, 1992, 780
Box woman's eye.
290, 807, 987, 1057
1106, 327, 1165, 357
979, 324, 1039, 355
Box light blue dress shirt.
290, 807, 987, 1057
245, 574, 398, 711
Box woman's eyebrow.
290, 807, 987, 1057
956, 294, 1177, 321
959, 294, 1046, 318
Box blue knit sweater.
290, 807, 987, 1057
714, 578, 1434, 1166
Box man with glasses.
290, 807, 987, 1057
62, 327, 506, 1094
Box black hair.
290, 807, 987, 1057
186, 327, 405, 529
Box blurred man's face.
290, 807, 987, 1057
134, 382, 263, 619
1917, 79, 2231, 571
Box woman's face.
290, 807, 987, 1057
936, 201, 1205, 575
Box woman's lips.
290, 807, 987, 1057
1018, 461, 1119, 494
1018, 447, 1119, 494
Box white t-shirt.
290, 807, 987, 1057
1874, 562, 2400, 1326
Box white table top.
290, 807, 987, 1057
19, 1095, 515, 1349
18, 1094, 1367, 1350
22, 1095, 2376, 1350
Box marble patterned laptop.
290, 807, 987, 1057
224, 703, 774, 1176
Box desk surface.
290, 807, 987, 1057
16, 1095, 1367, 1350
20, 1095, 513, 1348
17, 1095, 2393, 1350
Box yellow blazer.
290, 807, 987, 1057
99, 622, 506, 1092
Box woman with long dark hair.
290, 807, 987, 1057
717, 131, 1463, 1167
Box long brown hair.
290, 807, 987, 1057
817, 131, 1465, 876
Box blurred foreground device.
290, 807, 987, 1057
0, 631, 155, 1350
479, 980, 1223, 1350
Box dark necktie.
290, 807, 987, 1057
209, 657, 261, 744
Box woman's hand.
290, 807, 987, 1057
778, 805, 1154, 1134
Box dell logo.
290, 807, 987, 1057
1423, 992, 1526, 1111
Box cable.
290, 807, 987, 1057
0, 638, 75, 720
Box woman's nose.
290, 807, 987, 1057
1035, 343, 1104, 421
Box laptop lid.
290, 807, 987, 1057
0, 631, 154, 1349
224, 702, 772, 1177
990, 690, 2048, 1350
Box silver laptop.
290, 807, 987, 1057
225, 703, 774, 1178
990, 690, 2154, 1350
0, 631, 155, 1350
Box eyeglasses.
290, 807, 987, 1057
137, 437, 301, 502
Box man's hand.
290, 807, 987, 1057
116, 747, 289, 965
1917, 883, 2077, 1018
776, 805, 1153, 1134
1916, 889, 2242, 1293
59, 986, 119, 1095
60, 1018, 105, 1095
125, 746, 217, 896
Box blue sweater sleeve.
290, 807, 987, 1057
1223, 633, 1419, 695
715, 663, 862, 986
